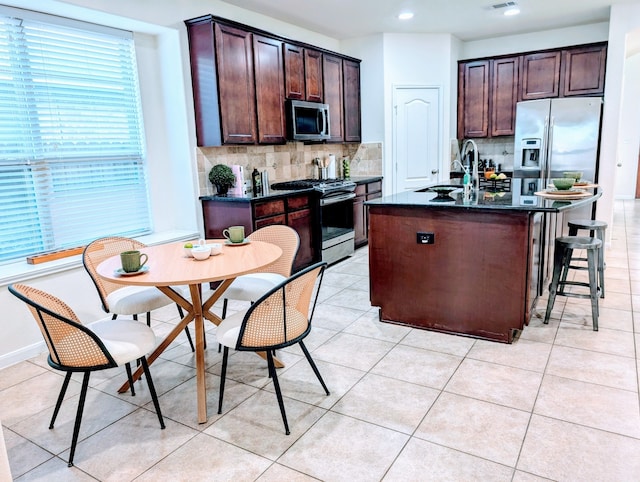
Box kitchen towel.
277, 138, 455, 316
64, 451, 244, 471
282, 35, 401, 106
327, 154, 336, 178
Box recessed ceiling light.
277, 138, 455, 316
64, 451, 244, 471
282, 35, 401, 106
398, 12, 414, 20
504, 7, 520, 16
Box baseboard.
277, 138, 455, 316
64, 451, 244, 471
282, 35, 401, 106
0, 341, 45, 370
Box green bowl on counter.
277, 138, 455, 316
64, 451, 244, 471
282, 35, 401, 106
563, 171, 583, 181
552, 178, 575, 190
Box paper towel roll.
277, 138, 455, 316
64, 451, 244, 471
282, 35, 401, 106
327, 154, 336, 178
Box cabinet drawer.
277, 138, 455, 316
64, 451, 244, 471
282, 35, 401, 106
254, 199, 285, 218
367, 181, 382, 194
355, 184, 366, 196
287, 194, 311, 210
255, 214, 286, 228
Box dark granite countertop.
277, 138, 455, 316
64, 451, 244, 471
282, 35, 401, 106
199, 176, 383, 203
366, 178, 601, 213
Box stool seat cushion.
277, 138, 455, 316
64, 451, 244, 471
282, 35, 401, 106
556, 236, 602, 250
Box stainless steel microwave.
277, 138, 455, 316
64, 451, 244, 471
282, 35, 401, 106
286, 100, 330, 141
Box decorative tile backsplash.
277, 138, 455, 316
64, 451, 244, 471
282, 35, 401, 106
196, 142, 382, 196
472, 137, 515, 171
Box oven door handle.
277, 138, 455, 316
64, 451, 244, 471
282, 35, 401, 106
319, 192, 356, 206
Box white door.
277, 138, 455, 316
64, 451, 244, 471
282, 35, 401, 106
393, 86, 441, 192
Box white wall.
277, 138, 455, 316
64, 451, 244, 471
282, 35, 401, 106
597, 4, 640, 230
613, 51, 640, 199
461, 22, 609, 59
381, 33, 457, 193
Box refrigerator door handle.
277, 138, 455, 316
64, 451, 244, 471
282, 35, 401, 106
546, 116, 555, 181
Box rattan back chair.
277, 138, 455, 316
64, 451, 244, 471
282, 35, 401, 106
8, 283, 165, 467
216, 262, 329, 434
221, 225, 300, 319
83, 236, 194, 351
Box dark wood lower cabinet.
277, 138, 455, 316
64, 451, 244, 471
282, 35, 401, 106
354, 179, 382, 248
201, 194, 317, 272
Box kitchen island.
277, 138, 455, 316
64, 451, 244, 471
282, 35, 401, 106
366, 179, 601, 343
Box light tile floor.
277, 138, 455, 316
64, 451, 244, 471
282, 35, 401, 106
2, 199, 640, 481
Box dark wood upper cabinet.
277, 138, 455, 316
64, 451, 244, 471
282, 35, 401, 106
491, 56, 519, 137
284, 43, 305, 100
253, 34, 286, 144
458, 42, 606, 139
561, 44, 607, 96
304, 49, 323, 102
521, 51, 561, 100
323, 54, 344, 142
186, 15, 362, 146
458, 60, 490, 139
343, 59, 362, 142
214, 23, 257, 144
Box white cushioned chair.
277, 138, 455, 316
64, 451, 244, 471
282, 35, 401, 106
8, 283, 165, 467
221, 225, 300, 319
83, 236, 194, 351
216, 262, 329, 435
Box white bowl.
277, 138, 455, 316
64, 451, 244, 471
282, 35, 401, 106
209, 243, 222, 256
191, 246, 211, 260
183, 247, 193, 257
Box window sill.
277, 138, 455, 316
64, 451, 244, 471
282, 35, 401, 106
0, 230, 199, 287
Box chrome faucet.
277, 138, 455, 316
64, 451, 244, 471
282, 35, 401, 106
461, 139, 479, 191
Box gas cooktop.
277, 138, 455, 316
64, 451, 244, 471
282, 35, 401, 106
271, 178, 356, 194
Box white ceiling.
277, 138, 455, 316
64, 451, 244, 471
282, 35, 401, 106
220, 0, 637, 42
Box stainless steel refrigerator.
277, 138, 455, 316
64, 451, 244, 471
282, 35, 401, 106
514, 96, 603, 222
513, 97, 602, 183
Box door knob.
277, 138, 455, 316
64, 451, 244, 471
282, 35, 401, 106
431, 169, 439, 174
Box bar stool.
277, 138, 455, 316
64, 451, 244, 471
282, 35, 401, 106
544, 236, 602, 331
563, 219, 607, 298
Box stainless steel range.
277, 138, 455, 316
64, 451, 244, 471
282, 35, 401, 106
271, 179, 356, 264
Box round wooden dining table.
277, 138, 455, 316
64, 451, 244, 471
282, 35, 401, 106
96, 239, 282, 423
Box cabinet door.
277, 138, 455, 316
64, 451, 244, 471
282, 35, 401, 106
214, 23, 257, 144
253, 34, 286, 144
186, 20, 221, 147
304, 49, 323, 102
353, 195, 366, 247
521, 51, 561, 100
561, 44, 606, 97
323, 54, 344, 142
490, 56, 519, 137
288, 208, 315, 270
343, 59, 361, 142
284, 43, 305, 100
458, 60, 489, 139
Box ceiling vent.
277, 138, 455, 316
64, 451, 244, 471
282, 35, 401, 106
492, 1, 517, 9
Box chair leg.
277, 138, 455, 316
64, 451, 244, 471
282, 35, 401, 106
299, 341, 330, 396
139, 356, 165, 429
112, 314, 117, 320
218, 300, 229, 353
50, 372, 72, 429
587, 248, 599, 331
67, 372, 90, 467
544, 245, 565, 324
125, 363, 136, 396
218, 347, 229, 414
146, 312, 151, 327
267, 351, 290, 435
133, 314, 138, 321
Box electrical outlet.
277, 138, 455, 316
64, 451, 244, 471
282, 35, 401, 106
417, 232, 435, 244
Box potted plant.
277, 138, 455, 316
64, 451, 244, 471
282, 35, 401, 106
208, 164, 235, 196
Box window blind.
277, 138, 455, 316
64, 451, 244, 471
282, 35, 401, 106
0, 9, 151, 263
